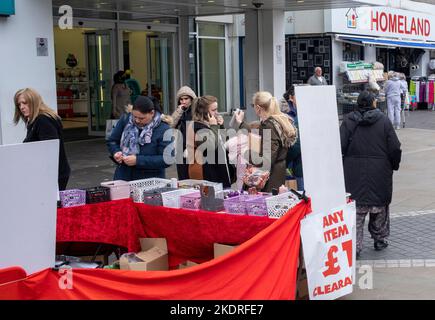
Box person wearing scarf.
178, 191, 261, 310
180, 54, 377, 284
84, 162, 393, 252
340, 91, 402, 259
107, 96, 173, 181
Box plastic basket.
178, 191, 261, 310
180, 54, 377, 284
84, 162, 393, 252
142, 187, 177, 206
59, 189, 86, 208
180, 191, 201, 210
129, 178, 172, 202
100, 180, 131, 200
178, 179, 223, 192
85, 186, 111, 204
245, 195, 268, 217
266, 192, 301, 219
162, 188, 196, 208
223, 194, 261, 215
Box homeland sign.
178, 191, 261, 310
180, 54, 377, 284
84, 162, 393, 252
329, 6, 435, 42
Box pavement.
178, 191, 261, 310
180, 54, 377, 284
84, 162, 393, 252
64, 109, 435, 300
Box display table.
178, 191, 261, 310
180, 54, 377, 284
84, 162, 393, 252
57, 199, 276, 268
0, 199, 311, 300
57, 198, 145, 253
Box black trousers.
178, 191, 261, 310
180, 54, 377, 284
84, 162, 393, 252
59, 176, 69, 191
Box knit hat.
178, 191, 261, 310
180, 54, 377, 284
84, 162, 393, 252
176, 86, 197, 102
133, 96, 155, 113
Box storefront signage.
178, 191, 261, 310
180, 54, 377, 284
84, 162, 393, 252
330, 7, 435, 42
301, 202, 356, 300
0, 0, 15, 16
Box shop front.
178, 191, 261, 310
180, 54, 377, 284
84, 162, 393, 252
53, 15, 178, 137
327, 6, 435, 113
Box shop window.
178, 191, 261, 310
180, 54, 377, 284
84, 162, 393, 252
342, 43, 364, 62
285, 35, 333, 88
198, 23, 225, 37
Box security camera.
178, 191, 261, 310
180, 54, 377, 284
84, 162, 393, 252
252, 1, 264, 9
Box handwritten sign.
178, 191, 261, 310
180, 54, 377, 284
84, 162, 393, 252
301, 202, 356, 300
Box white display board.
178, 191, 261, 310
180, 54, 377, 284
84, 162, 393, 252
301, 202, 356, 300
295, 85, 346, 213
0, 140, 59, 274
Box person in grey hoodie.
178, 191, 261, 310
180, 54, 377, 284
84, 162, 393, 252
384, 72, 407, 130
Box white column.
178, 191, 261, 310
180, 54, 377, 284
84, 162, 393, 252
0, 0, 56, 145
244, 9, 286, 121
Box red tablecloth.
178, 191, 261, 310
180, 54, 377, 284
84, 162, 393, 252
57, 199, 146, 253
57, 199, 275, 268
135, 203, 275, 268
2, 200, 311, 300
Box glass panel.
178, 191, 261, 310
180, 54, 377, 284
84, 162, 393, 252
87, 32, 112, 133
146, 34, 174, 114
199, 38, 226, 112
198, 23, 225, 37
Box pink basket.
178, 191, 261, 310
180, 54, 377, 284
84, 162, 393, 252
245, 195, 268, 217
223, 195, 261, 215
59, 189, 86, 208
180, 191, 201, 210
100, 180, 130, 200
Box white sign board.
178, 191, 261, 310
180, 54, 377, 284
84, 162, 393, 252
295, 85, 346, 213
0, 140, 59, 274
301, 202, 356, 300
329, 7, 435, 42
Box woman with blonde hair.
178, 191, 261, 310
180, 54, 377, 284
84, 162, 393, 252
235, 91, 297, 192
14, 88, 71, 190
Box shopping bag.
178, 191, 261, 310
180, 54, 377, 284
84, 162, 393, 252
105, 119, 119, 139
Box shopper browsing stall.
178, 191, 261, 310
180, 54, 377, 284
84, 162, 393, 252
235, 91, 297, 192
186, 95, 234, 188
107, 96, 172, 181
171, 86, 197, 180
14, 88, 71, 190
340, 91, 402, 258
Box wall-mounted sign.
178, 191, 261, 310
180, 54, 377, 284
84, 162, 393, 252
0, 0, 15, 17
329, 7, 435, 42
36, 38, 48, 57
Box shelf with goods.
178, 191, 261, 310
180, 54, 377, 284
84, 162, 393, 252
337, 61, 387, 115
56, 68, 89, 117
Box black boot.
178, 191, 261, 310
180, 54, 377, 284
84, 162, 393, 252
374, 240, 389, 251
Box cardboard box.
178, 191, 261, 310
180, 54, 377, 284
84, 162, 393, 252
178, 260, 199, 269
214, 243, 238, 258
119, 238, 168, 271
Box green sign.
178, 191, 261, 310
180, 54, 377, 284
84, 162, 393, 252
0, 0, 15, 16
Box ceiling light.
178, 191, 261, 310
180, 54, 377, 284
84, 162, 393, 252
297, 0, 304, 3
208, 0, 215, 2
241, 3, 247, 6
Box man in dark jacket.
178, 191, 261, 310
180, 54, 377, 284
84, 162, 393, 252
340, 91, 402, 258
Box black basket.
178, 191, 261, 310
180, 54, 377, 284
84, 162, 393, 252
142, 187, 177, 206
85, 186, 111, 204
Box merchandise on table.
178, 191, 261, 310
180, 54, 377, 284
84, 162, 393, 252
59, 189, 86, 208
129, 178, 172, 202
142, 187, 178, 206
85, 186, 111, 204
245, 195, 268, 217
266, 191, 301, 219
180, 191, 202, 210
161, 188, 197, 208
100, 180, 131, 200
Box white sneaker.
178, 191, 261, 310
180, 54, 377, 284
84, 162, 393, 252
396, 126, 400, 130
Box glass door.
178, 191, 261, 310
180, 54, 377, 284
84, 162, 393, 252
146, 33, 174, 114
85, 30, 114, 135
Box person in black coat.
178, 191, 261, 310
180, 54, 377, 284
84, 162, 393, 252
340, 91, 402, 258
14, 88, 71, 190
186, 95, 233, 188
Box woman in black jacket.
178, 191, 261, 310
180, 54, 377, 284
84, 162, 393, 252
340, 91, 402, 258
14, 88, 71, 190
185, 95, 233, 188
